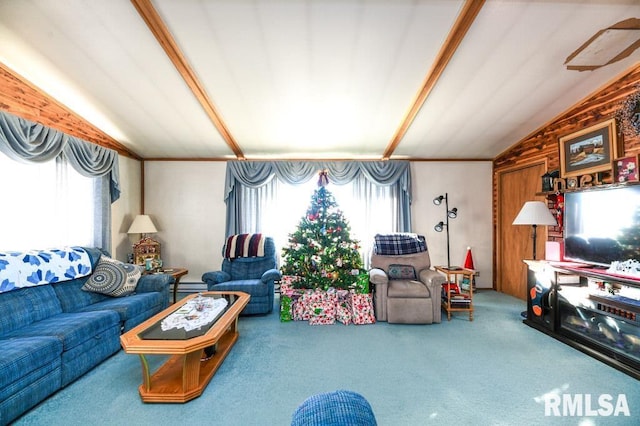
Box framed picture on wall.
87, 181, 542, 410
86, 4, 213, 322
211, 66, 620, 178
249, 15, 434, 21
559, 118, 619, 178
612, 155, 639, 183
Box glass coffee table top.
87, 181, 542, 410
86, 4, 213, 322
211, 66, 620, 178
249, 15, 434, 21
139, 293, 238, 340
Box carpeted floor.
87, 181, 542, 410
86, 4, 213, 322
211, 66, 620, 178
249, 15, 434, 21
13, 290, 640, 425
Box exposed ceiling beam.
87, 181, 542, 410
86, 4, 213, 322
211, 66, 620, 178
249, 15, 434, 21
0, 62, 141, 160
130, 0, 245, 160
383, 0, 486, 160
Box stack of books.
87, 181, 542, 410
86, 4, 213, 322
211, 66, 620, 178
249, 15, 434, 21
442, 283, 471, 307
446, 293, 471, 307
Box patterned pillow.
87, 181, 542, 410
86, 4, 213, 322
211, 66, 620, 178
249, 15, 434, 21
387, 264, 417, 280
82, 256, 142, 297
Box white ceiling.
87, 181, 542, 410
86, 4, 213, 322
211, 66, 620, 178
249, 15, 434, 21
0, 0, 638, 160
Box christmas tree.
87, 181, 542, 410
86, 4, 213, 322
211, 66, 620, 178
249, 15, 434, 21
281, 171, 363, 290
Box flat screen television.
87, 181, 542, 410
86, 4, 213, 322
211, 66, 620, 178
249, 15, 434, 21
564, 185, 640, 267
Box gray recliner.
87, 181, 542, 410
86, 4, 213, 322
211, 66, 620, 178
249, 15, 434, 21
369, 239, 444, 324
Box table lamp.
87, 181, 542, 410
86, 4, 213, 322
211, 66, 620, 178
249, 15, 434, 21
127, 215, 160, 266
128, 214, 157, 237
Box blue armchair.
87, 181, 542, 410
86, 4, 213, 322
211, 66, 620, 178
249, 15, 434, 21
202, 235, 281, 315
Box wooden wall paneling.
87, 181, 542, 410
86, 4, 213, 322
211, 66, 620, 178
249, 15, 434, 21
493, 63, 640, 295
0, 62, 140, 160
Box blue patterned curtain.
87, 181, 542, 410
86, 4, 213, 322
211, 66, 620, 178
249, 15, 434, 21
0, 111, 121, 252
224, 160, 412, 237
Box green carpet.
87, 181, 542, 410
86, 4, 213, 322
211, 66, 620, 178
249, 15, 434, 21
13, 291, 639, 425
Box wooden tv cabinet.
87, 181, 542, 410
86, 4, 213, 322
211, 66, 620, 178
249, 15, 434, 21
524, 260, 640, 380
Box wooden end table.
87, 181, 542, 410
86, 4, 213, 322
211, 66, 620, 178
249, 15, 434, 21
161, 268, 188, 303
435, 266, 475, 321
120, 291, 250, 403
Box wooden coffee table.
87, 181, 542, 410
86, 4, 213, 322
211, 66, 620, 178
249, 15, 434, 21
120, 291, 250, 403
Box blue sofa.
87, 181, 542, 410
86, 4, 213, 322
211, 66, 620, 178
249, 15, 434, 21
0, 247, 174, 425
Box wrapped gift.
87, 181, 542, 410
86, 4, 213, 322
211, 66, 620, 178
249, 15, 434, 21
354, 271, 370, 294
281, 275, 302, 296
336, 301, 352, 325
308, 299, 336, 325
292, 289, 313, 321
280, 295, 293, 322
351, 293, 375, 325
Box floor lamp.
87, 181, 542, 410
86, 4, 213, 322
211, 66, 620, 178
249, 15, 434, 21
434, 193, 458, 270
512, 201, 557, 260
512, 200, 557, 319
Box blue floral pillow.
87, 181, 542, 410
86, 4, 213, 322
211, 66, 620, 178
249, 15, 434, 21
387, 264, 417, 280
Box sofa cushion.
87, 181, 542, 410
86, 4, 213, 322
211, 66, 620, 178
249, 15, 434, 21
387, 264, 416, 280
5, 310, 120, 351
79, 292, 163, 324
82, 256, 142, 297
209, 279, 269, 297
0, 336, 62, 390
53, 278, 109, 312
388, 280, 430, 298
0, 285, 62, 337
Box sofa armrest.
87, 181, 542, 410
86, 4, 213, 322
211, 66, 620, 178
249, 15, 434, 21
202, 271, 231, 285
136, 273, 174, 309
261, 268, 282, 284
137, 273, 174, 293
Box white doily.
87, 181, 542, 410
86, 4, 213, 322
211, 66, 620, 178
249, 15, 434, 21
161, 296, 228, 332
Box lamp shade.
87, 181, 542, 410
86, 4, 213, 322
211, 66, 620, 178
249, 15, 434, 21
512, 201, 557, 226
127, 215, 158, 234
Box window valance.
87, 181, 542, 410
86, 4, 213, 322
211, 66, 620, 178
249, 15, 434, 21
225, 160, 411, 200
0, 111, 120, 202
224, 160, 412, 237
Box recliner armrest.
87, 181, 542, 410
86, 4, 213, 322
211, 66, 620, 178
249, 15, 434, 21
369, 268, 388, 286
261, 268, 282, 283
418, 269, 446, 289
201, 270, 231, 285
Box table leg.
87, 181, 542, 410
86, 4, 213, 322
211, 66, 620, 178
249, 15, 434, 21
173, 275, 184, 303
138, 354, 151, 392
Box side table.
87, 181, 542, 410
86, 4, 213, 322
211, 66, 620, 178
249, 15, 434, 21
158, 268, 188, 303
434, 266, 475, 321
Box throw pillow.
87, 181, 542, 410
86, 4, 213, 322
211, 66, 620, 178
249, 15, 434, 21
387, 264, 417, 280
82, 256, 142, 297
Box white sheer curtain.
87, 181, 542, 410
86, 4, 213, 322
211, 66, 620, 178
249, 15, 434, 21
247, 177, 398, 266
332, 174, 398, 264
0, 154, 96, 251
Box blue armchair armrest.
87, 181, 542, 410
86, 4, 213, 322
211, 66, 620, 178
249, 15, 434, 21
202, 270, 231, 284
261, 268, 282, 284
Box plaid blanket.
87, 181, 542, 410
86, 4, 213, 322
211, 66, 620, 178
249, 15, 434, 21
374, 233, 427, 256
224, 233, 265, 259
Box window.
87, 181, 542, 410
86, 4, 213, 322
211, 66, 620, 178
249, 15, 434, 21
261, 178, 397, 264
0, 154, 96, 251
